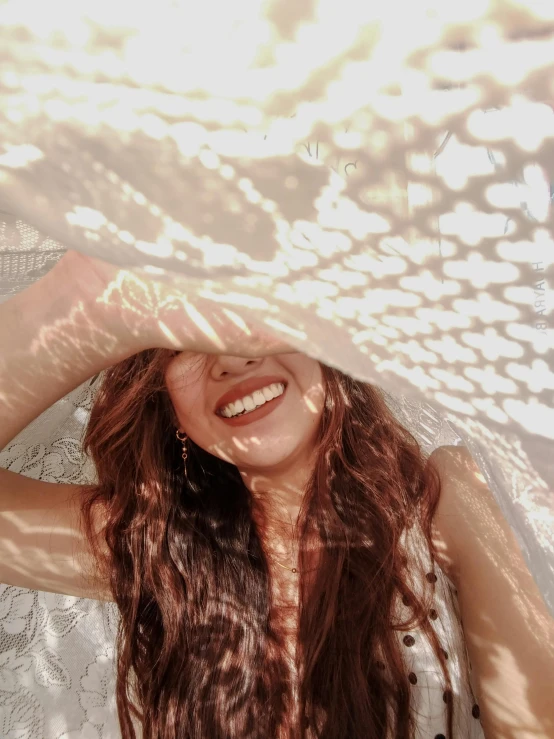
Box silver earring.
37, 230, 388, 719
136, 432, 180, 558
175, 429, 188, 474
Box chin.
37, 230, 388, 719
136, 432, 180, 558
235, 451, 291, 470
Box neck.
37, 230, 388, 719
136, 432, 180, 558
239, 455, 313, 531
240, 463, 324, 578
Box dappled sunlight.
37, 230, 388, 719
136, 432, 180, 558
431, 446, 554, 737
0, 0, 553, 736
0, 0, 551, 552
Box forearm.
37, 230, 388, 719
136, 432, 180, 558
0, 266, 141, 451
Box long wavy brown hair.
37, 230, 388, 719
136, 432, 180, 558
79, 349, 456, 739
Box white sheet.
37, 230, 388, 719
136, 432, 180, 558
0, 2, 552, 736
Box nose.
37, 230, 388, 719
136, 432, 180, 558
210, 355, 265, 379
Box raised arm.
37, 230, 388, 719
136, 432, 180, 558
0, 249, 293, 451
0, 252, 142, 450
0, 249, 293, 599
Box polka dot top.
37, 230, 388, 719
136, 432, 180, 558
388, 523, 486, 738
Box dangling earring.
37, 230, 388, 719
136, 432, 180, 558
175, 429, 188, 474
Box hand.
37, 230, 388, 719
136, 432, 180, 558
51, 250, 296, 358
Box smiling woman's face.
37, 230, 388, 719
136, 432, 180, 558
164, 351, 326, 477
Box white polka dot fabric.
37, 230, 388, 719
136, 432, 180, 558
393, 525, 486, 739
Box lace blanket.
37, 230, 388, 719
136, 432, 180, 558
0, 1, 552, 736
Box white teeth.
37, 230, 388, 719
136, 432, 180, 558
219, 382, 285, 418
252, 390, 266, 405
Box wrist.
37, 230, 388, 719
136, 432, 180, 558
42, 256, 152, 357
26, 262, 146, 364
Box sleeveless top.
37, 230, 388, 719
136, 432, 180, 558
392, 523, 486, 738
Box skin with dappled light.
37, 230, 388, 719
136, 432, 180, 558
0, 250, 553, 738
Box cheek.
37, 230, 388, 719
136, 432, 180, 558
169, 389, 204, 424
165, 358, 208, 424
301, 364, 326, 412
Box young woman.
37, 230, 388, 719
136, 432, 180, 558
0, 250, 552, 739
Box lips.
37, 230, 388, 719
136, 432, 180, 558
214, 375, 288, 415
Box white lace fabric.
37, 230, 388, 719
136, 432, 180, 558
0, 1, 553, 736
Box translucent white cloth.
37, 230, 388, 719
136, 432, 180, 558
0, 1, 553, 736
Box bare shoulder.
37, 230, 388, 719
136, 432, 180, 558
424, 444, 481, 586
428, 443, 483, 486
427, 445, 554, 738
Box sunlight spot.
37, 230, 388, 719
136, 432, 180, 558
118, 230, 135, 245
365, 289, 420, 313
302, 395, 318, 413
424, 336, 478, 364
464, 365, 518, 395
318, 196, 391, 235
65, 206, 107, 230
220, 308, 251, 333
468, 100, 554, 153
496, 230, 554, 262
463, 329, 524, 361
486, 182, 528, 211
199, 147, 221, 170
434, 393, 477, 416
374, 359, 441, 392
275, 280, 338, 305
0, 144, 43, 168
345, 251, 404, 275
157, 321, 181, 347
263, 318, 306, 342
202, 243, 239, 268
391, 340, 438, 365
452, 295, 520, 322
445, 252, 519, 287
139, 114, 168, 140
505, 360, 554, 393
503, 399, 554, 440
319, 267, 366, 290
138, 264, 165, 276
73, 407, 90, 425
440, 210, 517, 249
429, 368, 475, 393
171, 122, 207, 156
505, 322, 551, 354
400, 272, 459, 300
198, 290, 270, 310
503, 285, 536, 306
434, 141, 496, 192
416, 308, 471, 331
381, 315, 432, 337
135, 239, 174, 258
472, 397, 510, 425
232, 437, 249, 452
378, 325, 400, 340
211, 443, 234, 463
183, 301, 227, 351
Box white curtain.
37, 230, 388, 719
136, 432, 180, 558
0, 1, 552, 736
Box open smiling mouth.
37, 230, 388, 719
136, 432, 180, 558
216, 383, 288, 425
